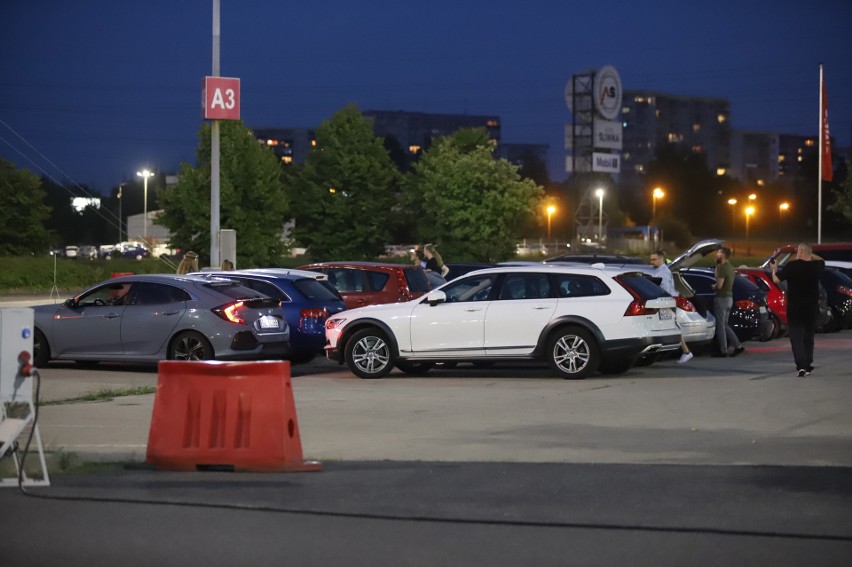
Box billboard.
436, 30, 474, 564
592, 152, 620, 173
593, 119, 622, 150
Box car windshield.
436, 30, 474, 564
203, 281, 269, 300
293, 278, 342, 301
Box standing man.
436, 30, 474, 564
649, 249, 693, 363
712, 246, 744, 357
771, 243, 824, 377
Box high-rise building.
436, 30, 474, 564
730, 131, 780, 185
253, 127, 316, 165
778, 134, 817, 180
620, 90, 732, 177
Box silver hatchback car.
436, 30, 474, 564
32, 274, 290, 365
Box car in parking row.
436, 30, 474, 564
325, 264, 682, 380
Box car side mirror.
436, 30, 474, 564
425, 290, 447, 306
64, 298, 77, 308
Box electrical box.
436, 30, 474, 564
0, 308, 34, 404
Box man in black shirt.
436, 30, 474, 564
771, 243, 825, 377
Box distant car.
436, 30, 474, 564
297, 261, 432, 310
76, 245, 98, 260
64, 245, 79, 258
32, 274, 290, 366
324, 264, 681, 379
736, 267, 787, 339
195, 268, 347, 363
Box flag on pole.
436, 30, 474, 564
821, 70, 833, 182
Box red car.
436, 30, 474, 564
736, 267, 787, 339
297, 261, 432, 310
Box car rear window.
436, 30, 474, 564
203, 281, 268, 300
615, 272, 668, 299
293, 278, 342, 301
404, 268, 430, 292
367, 271, 390, 291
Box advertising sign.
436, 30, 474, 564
203, 76, 240, 120
592, 152, 621, 173
593, 119, 623, 150
593, 66, 623, 121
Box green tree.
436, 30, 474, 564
286, 104, 400, 259
156, 121, 289, 267
828, 166, 852, 227
404, 128, 544, 262
0, 159, 53, 254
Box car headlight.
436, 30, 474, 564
325, 317, 347, 330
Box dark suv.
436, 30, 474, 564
298, 261, 432, 309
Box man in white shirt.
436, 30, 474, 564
650, 250, 693, 364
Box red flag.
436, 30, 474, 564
821, 74, 833, 182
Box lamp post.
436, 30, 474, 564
652, 187, 664, 220
727, 198, 737, 237
595, 188, 605, 243
546, 204, 556, 251
745, 205, 755, 256
136, 169, 154, 240
117, 185, 123, 241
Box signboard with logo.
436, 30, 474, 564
593, 65, 623, 121
592, 152, 620, 173
203, 76, 240, 120
593, 119, 623, 150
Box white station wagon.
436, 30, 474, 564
325, 265, 681, 379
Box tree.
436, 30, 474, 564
286, 105, 401, 259
156, 120, 289, 267
828, 164, 852, 228
0, 159, 53, 254
403, 128, 544, 262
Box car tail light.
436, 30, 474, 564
674, 296, 696, 312
396, 269, 412, 301
213, 301, 247, 324
735, 299, 758, 311
301, 307, 329, 319
836, 285, 852, 297
615, 276, 658, 316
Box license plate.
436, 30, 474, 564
759, 306, 767, 314
658, 309, 673, 320
259, 315, 279, 329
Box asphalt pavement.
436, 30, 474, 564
1, 299, 851, 565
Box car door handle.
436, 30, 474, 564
464, 308, 483, 312
104, 312, 120, 319
533, 306, 550, 310
163, 310, 180, 316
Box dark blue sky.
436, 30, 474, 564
2, 0, 851, 194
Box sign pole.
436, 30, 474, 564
210, 0, 221, 268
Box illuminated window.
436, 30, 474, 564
668, 133, 683, 143
634, 164, 645, 173
634, 96, 645, 103
328, 187, 337, 194
804, 139, 814, 147
266, 139, 278, 146
692, 123, 701, 132
778, 155, 786, 162
757, 179, 765, 186
691, 145, 702, 153
311, 139, 317, 147
280, 156, 293, 164
648, 97, 655, 104
622, 107, 631, 114
486, 119, 499, 127
408, 145, 421, 154
716, 168, 727, 176
717, 114, 728, 124
655, 110, 662, 119
798, 156, 803, 162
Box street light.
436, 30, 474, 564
595, 188, 605, 243
546, 204, 556, 250
779, 202, 789, 222
136, 169, 154, 240
727, 198, 737, 237
117, 185, 123, 241
745, 205, 755, 256
652, 187, 664, 220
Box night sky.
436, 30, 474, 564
2, 0, 851, 194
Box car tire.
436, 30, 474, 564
395, 360, 435, 375
545, 326, 599, 379
33, 329, 50, 367
345, 328, 394, 379
169, 331, 214, 361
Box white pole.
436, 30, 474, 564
210, 0, 221, 267
818, 63, 823, 244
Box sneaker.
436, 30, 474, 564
807, 365, 815, 373
732, 346, 745, 357
677, 352, 694, 364
797, 369, 807, 377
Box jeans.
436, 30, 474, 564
787, 307, 818, 370
713, 296, 741, 354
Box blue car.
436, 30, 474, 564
197, 268, 347, 363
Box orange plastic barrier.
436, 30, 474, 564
146, 360, 321, 472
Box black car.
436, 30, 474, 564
816, 267, 852, 332
678, 268, 774, 342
